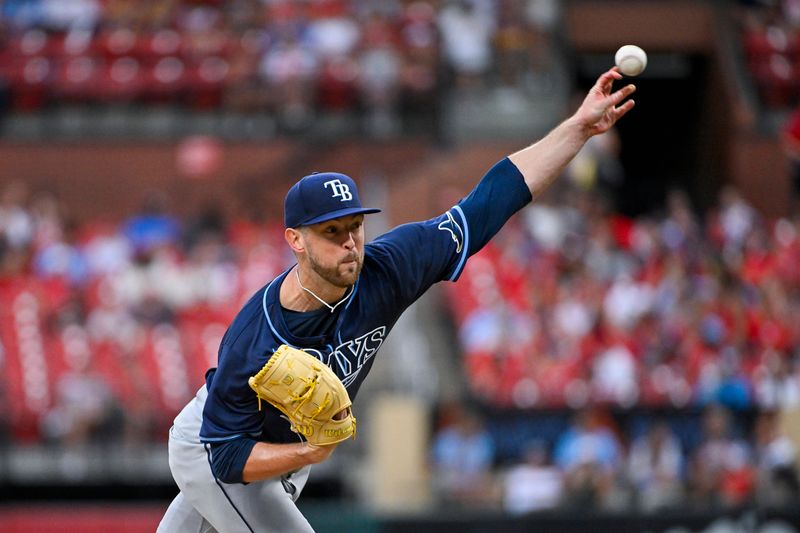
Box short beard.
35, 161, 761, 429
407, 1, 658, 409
307, 248, 363, 289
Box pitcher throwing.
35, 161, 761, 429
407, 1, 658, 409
157, 67, 636, 533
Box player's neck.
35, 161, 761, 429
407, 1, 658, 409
281, 267, 350, 313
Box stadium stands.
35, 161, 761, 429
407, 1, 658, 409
446, 184, 800, 412
0, 0, 443, 131
739, 0, 800, 109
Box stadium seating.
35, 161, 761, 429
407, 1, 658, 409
0, 1, 440, 118
739, 4, 800, 109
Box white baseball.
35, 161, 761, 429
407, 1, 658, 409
615, 45, 647, 77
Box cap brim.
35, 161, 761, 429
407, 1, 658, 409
300, 207, 382, 227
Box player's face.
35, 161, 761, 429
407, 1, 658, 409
302, 214, 365, 288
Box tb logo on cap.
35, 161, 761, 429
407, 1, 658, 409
324, 179, 353, 202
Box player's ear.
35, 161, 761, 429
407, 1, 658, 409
285, 227, 306, 253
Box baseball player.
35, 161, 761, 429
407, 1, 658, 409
157, 67, 636, 533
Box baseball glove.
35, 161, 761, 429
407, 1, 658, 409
248, 345, 356, 446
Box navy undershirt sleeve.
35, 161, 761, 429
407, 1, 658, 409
458, 157, 532, 257
209, 437, 258, 484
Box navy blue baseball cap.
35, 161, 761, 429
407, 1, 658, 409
284, 172, 381, 228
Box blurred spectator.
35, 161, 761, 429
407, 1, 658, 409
431, 404, 498, 507
114, 248, 180, 324
502, 440, 564, 514
306, 4, 360, 59
753, 349, 800, 409
181, 230, 238, 308
2, 0, 46, 29
687, 405, 755, 509
0, 182, 34, 250
40, 0, 102, 31
627, 421, 684, 512
397, 1, 440, 134
493, 0, 536, 88
591, 322, 639, 406
753, 410, 800, 508
83, 223, 134, 277
718, 186, 758, 250
86, 277, 141, 352
316, 54, 359, 113
553, 408, 625, 510
602, 272, 653, 332
40, 349, 121, 447
33, 219, 89, 286
224, 44, 272, 113
661, 189, 703, 262
358, 13, 403, 137
122, 191, 181, 254
524, 0, 559, 72
437, 0, 495, 88
260, 33, 319, 130
183, 202, 227, 250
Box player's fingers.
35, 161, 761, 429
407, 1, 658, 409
607, 84, 636, 106
612, 99, 636, 121
597, 68, 623, 92
600, 67, 623, 83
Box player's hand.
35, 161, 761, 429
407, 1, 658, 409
573, 67, 636, 137
301, 441, 339, 464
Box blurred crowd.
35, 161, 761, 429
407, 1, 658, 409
430, 402, 800, 514
0, 0, 796, 123
739, 0, 800, 109
446, 149, 800, 413
0, 183, 292, 445
0, 0, 559, 136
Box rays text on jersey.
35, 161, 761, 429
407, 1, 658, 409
303, 326, 386, 386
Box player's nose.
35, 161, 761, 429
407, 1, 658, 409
343, 231, 356, 249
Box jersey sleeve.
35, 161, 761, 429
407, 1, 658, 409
367, 157, 531, 304
457, 157, 532, 256
208, 437, 258, 484
366, 206, 470, 305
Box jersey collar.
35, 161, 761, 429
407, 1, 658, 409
262, 266, 359, 347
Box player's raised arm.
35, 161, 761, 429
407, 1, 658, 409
509, 67, 636, 199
